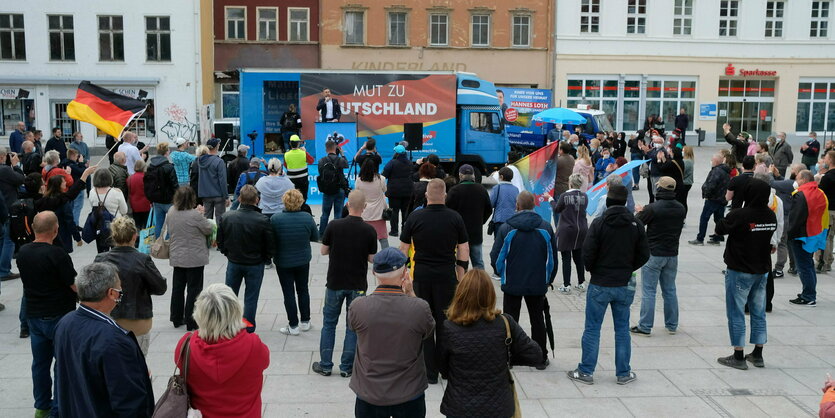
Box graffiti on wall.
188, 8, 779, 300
160, 104, 198, 142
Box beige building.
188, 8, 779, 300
319, 0, 554, 88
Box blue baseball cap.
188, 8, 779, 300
373, 247, 409, 274
393, 145, 406, 154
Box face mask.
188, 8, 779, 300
572, 142, 579, 147
748, 138, 755, 143
590, 147, 598, 152
654, 143, 663, 149
816, 163, 821, 172
793, 181, 799, 189
602, 154, 610, 159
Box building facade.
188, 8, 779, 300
319, 0, 554, 89
555, 0, 835, 144
0, 0, 203, 146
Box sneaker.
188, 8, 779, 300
0, 302, 4, 312
688, 239, 704, 246
575, 283, 587, 291
0, 273, 20, 281
717, 355, 748, 370
787, 267, 798, 276
630, 326, 651, 336
491, 273, 501, 281
744, 354, 765, 368
389, 231, 399, 237
311, 362, 332, 376
666, 328, 677, 335
19, 328, 29, 338
299, 321, 312, 332
632, 185, 640, 191
816, 265, 825, 274
773, 269, 784, 278
617, 372, 637, 385
265, 263, 273, 270
279, 326, 300, 336
557, 285, 571, 294
535, 359, 549, 370
340, 370, 352, 378
789, 297, 816, 307
567, 369, 594, 385
707, 239, 721, 246
427, 376, 439, 384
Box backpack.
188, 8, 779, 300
81, 190, 117, 251
283, 115, 296, 131
8, 198, 35, 250
317, 156, 346, 195
144, 162, 173, 203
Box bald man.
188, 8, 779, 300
399, 178, 469, 384
9, 121, 25, 153
108, 152, 129, 199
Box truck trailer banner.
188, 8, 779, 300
512, 141, 559, 221
499, 88, 553, 148
299, 73, 456, 159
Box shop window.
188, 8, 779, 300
627, 0, 647, 34
0, 14, 25, 60
429, 14, 449, 46
719, 1, 739, 37
388, 12, 407, 46
0, 98, 34, 135
98, 15, 124, 62
48, 15, 74, 61
673, 0, 693, 35
344, 11, 365, 45
646, 80, 696, 131
225, 7, 246, 40
796, 80, 835, 132
471, 14, 490, 47
146, 16, 171, 62
580, 0, 600, 33
289, 8, 309, 42
221, 84, 239, 119
765, 1, 785, 37
258, 8, 277, 41
811, 1, 830, 38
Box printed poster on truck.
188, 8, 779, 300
498, 88, 553, 148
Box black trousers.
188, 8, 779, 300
681, 184, 693, 216
291, 177, 309, 201
413, 274, 457, 380
388, 196, 410, 234
503, 294, 547, 362
355, 394, 425, 418
170, 266, 204, 328
561, 249, 585, 287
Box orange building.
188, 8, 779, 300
319, 0, 554, 88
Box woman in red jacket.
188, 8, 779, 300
127, 159, 151, 229
175, 283, 270, 418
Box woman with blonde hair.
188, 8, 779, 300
572, 145, 594, 190
439, 270, 542, 418
94, 216, 167, 354
174, 283, 270, 418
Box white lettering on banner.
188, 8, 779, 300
340, 102, 438, 116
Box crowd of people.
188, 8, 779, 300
2, 119, 834, 417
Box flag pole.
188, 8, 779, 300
93, 108, 146, 167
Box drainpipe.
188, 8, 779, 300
551, 0, 558, 107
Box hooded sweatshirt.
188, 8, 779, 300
255, 174, 294, 214
175, 330, 269, 418
583, 205, 650, 287
715, 179, 777, 274
490, 210, 557, 295
197, 153, 227, 198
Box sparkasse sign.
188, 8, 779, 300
724, 63, 778, 77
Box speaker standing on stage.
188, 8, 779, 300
316, 88, 341, 122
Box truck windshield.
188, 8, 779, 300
595, 114, 614, 132
470, 112, 502, 134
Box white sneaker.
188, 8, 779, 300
299, 321, 311, 332
491, 273, 501, 281
575, 283, 587, 291
557, 285, 571, 294
265, 262, 273, 270
279, 326, 300, 336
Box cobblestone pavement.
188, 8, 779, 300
0, 146, 832, 417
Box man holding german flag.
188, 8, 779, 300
67, 81, 147, 141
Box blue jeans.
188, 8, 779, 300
29, 316, 63, 411
638, 256, 679, 332
696, 200, 726, 242
319, 190, 345, 236
0, 220, 13, 277
225, 262, 265, 332
152, 203, 172, 238
276, 264, 310, 327
72, 192, 85, 227
319, 288, 361, 372
282, 131, 296, 152
579, 280, 636, 377
791, 239, 817, 302
631, 152, 643, 182
724, 269, 767, 347
470, 243, 484, 270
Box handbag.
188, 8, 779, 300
153, 333, 193, 417
151, 219, 170, 259
138, 207, 155, 254
487, 184, 501, 235
639, 162, 650, 179
500, 314, 522, 418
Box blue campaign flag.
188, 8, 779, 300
585, 159, 650, 216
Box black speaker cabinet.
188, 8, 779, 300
403, 123, 423, 151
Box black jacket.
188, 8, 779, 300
818, 169, 835, 210
636, 189, 686, 256
21, 151, 42, 175
0, 164, 24, 209
490, 210, 557, 295
146, 155, 179, 204
280, 111, 302, 132
612, 136, 627, 158
675, 113, 689, 131
227, 156, 250, 194
45, 136, 68, 161
439, 315, 542, 418
316, 97, 341, 121
445, 182, 492, 245
724, 132, 748, 164
701, 164, 731, 202
583, 205, 649, 287
217, 204, 275, 265
94, 246, 167, 320
382, 155, 414, 198
715, 180, 778, 274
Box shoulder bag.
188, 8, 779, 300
151, 218, 170, 259
500, 314, 522, 418
153, 333, 193, 417
487, 184, 501, 236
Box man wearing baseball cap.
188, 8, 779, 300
197, 137, 229, 219
170, 137, 195, 186
348, 247, 435, 415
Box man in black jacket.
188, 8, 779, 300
631, 177, 686, 337
568, 185, 649, 386
675, 108, 689, 145
771, 163, 804, 276
227, 145, 250, 195
145, 142, 179, 237
316, 88, 341, 122
491, 191, 556, 369
0, 148, 23, 283
722, 122, 748, 165
446, 164, 492, 270
44, 127, 68, 161
217, 185, 274, 333
317, 140, 349, 237
714, 179, 777, 370
689, 152, 731, 245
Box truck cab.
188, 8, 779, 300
563, 106, 615, 141
455, 73, 510, 175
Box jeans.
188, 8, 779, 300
791, 239, 817, 302
319, 190, 345, 236
503, 294, 547, 362
29, 316, 63, 411
319, 288, 361, 372
413, 276, 457, 380
631, 152, 643, 182
638, 256, 679, 332
72, 191, 85, 227
578, 280, 635, 376
561, 248, 585, 287
724, 269, 767, 347
0, 220, 13, 277
276, 264, 310, 327
225, 262, 265, 332
202, 196, 227, 220
170, 266, 204, 329
696, 200, 726, 242
355, 394, 425, 418
470, 243, 485, 270
282, 131, 295, 152
152, 203, 172, 238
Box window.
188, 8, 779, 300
811, 1, 830, 37
566, 78, 618, 129
765, 1, 785, 37
257, 8, 277, 41
289, 8, 309, 42
471, 14, 490, 46
0, 97, 34, 135
646, 80, 696, 131
51, 102, 79, 141
221, 84, 240, 119
796, 80, 835, 132
0, 14, 25, 60
98, 16, 124, 62
344, 11, 364, 45
225, 7, 246, 40
429, 14, 448, 46
580, 0, 600, 33
719, 1, 739, 36
627, 0, 647, 34
388, 12, 407, 46
512, 15, 531, 47
146, 16, 171, 62
469, 112, 501, 133
673, 0, 693, 35
48, 15, 74, 61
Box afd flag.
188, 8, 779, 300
585, 159, 650, 216
512, 141, 559, 221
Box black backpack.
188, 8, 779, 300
144, 162, 173, 203
82, 190, 117, 252
317, 156, 346, 195
8, 198, 35, 250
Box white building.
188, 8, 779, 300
0, 0, 203, 148
555, 0, 835, 144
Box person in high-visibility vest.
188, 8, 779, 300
284, 135, 314, 200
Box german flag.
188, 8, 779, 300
67, 81, 147, 138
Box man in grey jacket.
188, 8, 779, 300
197, 138, 229, 220
771, 132, 794, 177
